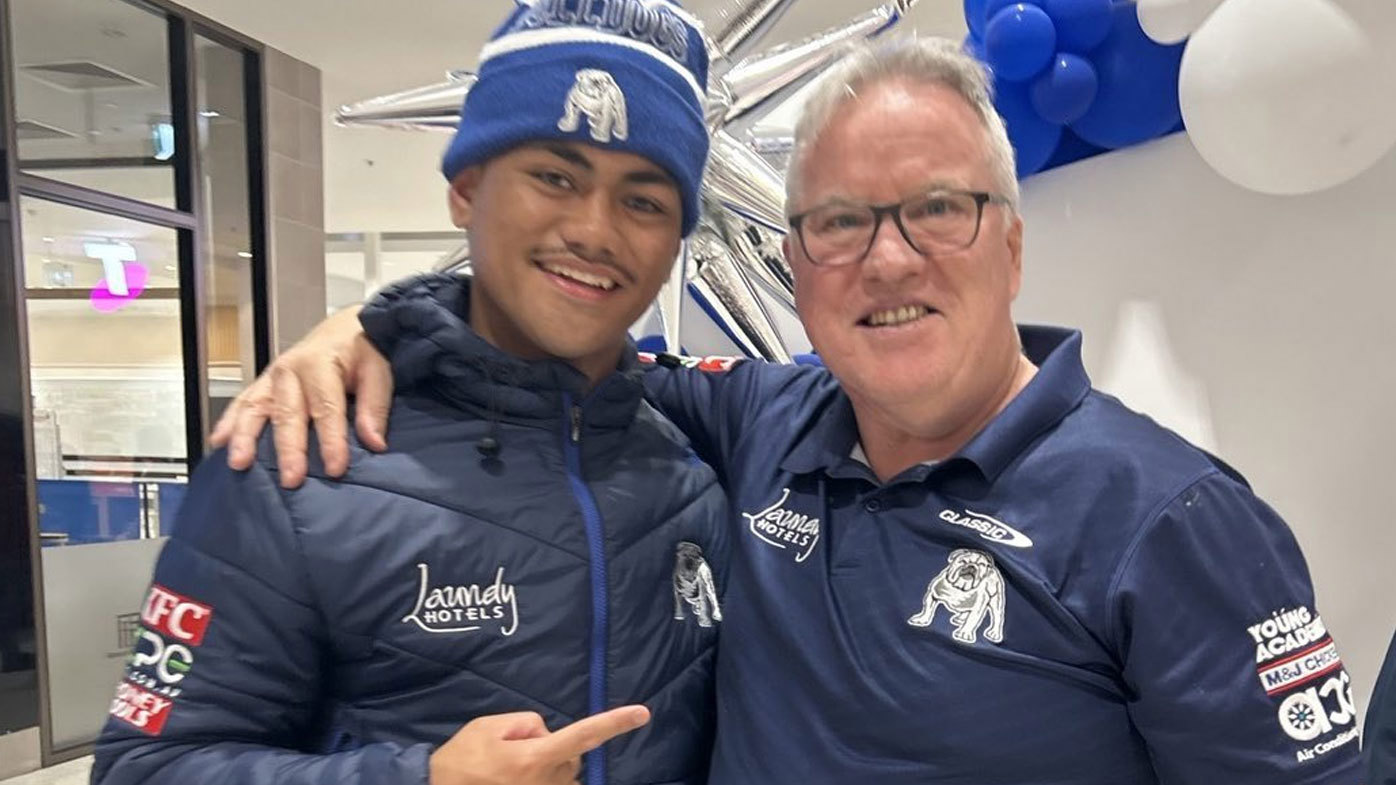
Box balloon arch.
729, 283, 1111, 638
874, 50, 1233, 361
335, 0, 1396, 361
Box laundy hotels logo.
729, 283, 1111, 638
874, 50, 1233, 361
741, 488, 820, 563
402, 563, 520, 636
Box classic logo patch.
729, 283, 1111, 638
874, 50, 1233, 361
907, 549, 1006, 645
673, 541, 721, 627
402, 563, 520, 636
937, 508, 1034, 548
741, 488, 820, 563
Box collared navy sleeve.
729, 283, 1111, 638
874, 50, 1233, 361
1109, 471, 1361, 784
91, 452, 431, 785
1367, 630, 1396, 785
640, 358, 761, 483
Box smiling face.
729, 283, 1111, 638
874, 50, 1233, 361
785, 78, 1025, 436
449, 141, 683, 383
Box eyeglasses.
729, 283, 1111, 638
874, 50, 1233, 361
787, 188, 1012, 267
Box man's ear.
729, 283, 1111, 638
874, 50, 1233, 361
446, 167, 483, 229
1006, 212, 1024, 301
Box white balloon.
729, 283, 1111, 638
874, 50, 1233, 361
1136, 0, 1228, 44
1179, 0, 1396, 195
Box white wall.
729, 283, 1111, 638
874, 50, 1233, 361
1014, 133, 1396, 713
170, 0, 969, 235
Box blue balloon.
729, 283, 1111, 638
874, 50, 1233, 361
985, 4, 1056, 82
1039, 0, 1112, 53
1030, 53, 1098, 125
962, 32, 987, 63
984, 0, 1022, 21
965, 0, 991, 40
1068, 1, 1184, 149
1042, 127, 1105, 171
994, 77, 1062, 177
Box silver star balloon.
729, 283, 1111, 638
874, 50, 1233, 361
336, 0, 920, 359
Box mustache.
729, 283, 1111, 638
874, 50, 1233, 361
533, 244, 635, 285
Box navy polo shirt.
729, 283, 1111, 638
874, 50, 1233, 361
1367, 631, 1396, 784
645, 325, 1360, 785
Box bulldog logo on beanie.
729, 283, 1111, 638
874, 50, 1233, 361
558, 68, 629, 143
442, 0, 710, 235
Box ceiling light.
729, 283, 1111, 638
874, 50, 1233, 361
237, 251, 253, 258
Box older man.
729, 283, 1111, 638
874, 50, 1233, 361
220, 36, 1360, 784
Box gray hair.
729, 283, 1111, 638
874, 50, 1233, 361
784, 35, 1020, 217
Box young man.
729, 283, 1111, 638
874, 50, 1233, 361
218, 36, 1361, 785
93, 3, 726, 785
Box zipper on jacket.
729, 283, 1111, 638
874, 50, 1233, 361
562, 394, 609, 785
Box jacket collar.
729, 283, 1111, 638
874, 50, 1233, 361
360, 274, 644, 430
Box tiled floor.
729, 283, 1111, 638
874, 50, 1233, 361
0, 757, 91, 785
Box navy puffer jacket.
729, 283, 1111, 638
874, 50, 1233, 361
93, 275, 728, 785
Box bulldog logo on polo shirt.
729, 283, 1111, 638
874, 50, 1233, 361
908, 549, 1006, 645
558, 69, 629, 143
741, 488, 820, 563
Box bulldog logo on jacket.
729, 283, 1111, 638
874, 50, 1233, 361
402, 563, 520, 636
673, 542, 721, 627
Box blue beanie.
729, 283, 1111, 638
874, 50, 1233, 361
443, 0, 710, 236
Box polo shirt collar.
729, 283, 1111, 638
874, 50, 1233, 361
778, 325, 1090, 485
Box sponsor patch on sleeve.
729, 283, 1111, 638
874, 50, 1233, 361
140, 584, 213, 645
1248, 606, 1360, 763
109, 680, 174, 735
109, 584, 216, 735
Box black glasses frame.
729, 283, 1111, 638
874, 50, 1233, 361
787, 188, 1011, 267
